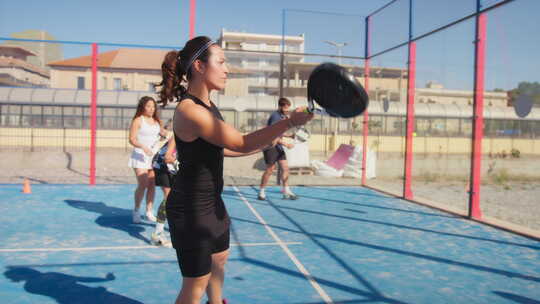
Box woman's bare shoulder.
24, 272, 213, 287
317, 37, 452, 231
176, 98, 195, 110
131, 116, 142, 125
176, 99, 208, 118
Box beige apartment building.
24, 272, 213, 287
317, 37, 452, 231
218, 29, 305, 96
0, 45, 50, 87
6, 30, 63, 70
281, 62, 507, 106
48, 48, 169, 91
47, 47, 247, 94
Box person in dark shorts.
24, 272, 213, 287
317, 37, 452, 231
156, 36, 313, 304
258, 97, 298, 201
150, 128, 178, 247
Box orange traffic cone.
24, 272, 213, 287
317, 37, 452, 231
22, 178, 31, 194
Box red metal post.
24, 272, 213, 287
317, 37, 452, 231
403, 41, 416, 200
469, 12, 487, 219
189, 0, 196, 39
90, 43, 98, 186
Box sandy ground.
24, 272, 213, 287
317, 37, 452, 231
1, 150, 538, 236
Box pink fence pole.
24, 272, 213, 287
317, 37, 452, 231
403, 41, 416, 200
189, 0, 196, 39
90, 43, 98, 186
469, 8, 487, 219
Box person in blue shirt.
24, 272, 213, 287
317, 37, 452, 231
258, 97, 298, 200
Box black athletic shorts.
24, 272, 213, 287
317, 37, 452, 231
263, 146, 286, 165
175, 229, 230, 277
154, 168, 174, 188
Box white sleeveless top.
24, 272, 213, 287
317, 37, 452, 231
128, 116, 161, 169
136, 116, 160, 148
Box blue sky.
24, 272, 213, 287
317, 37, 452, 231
1, 0, 538, 90
0, 0, 385, 52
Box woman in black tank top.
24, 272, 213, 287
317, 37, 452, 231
157, 36, 313, 304
167, 93, 230, 252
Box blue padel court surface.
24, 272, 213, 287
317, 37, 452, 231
0, 184, 539, 304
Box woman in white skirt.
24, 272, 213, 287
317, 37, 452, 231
128, 96, 166, 223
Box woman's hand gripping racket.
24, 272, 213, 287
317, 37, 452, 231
150, 132, 173, 155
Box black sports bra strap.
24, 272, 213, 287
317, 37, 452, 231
183, 93, 211, 110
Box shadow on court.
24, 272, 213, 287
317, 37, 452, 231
226, 188, 538, 250
3, 267, 142, 304
64, 199, 153, 244
224, 186, 540, 303
229, 224, 409, 304
227, 188, 457, 219
492, 291, 540, 304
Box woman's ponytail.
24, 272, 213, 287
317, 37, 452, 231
157, 50, 187, 107
156, 36, 214, 107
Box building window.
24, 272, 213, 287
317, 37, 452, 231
77, 77, 85, 89
102, 77, 107, 90
114, 78, 122, 90
148, 83, 154, 92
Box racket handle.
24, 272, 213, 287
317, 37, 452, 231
305, 108, 329, 116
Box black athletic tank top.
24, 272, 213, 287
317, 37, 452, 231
167, 94, 229, 245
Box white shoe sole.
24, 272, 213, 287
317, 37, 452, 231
151, 236, 172, 248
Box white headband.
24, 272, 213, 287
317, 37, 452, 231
183, 40, 215, 72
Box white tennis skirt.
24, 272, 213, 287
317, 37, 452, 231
128, 149, 153, 169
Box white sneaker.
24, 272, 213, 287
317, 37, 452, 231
283, 192, 298, 200
146, 212, 157, 222
132, 211, 141, 224
151, 232, 172, 247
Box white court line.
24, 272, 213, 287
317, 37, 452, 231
0, 242, 302, 253
232, 186, 333, 304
